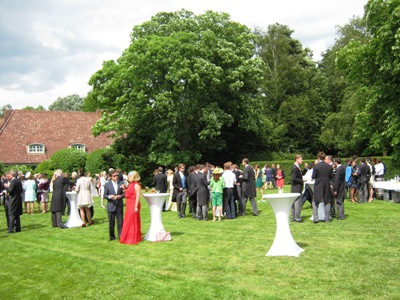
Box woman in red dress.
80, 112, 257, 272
120, 171, 142, 245
275, 164, 285, 192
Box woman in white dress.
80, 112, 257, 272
98, 171, 107, 208
166, 169, 177, 211
75, 169, 94, 227
23, 172, 37, 214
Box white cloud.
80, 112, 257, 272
0, 0, 367, 109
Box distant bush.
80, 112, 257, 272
253, 156, 398, 184
85, 147, 114, 175
34, 159, 56, 177
4, 164, 33, 176
50, 148, 87, 175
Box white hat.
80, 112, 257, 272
25, 172, 31, 178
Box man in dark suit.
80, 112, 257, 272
50, 169, 75, 229
232, 164, 243, 216
4, 169, 23, 233
312, 152, 334, 223
153, 167, 168, 211
187, 165, 198, 217
291, 154, 305, 222
333, 158, 346, 220
192, 165, 209, 220
104, 169, 125, 240
239, 158, 258, 216
357, 158, 371, 203
172, 163, 188, 218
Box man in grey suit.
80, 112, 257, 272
333, 158, 346, 220
291, 154, 305, 222
312, 151, 334, 223
104, 169, 125, 240
239, 158, 258, 216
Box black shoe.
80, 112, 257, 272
296, 219, 304, 223
291, 219, 296, 222
313, 221, 319, 223
109, 237, 116, 241
253, 213, 258, 216
61, 225, 68, 229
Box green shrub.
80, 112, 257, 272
4, 165, 33, 176
34, 159, 56, 177
85, 147, 114, 175
50, 148, 87, 174
253, 156, 399, 184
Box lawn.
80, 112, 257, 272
1, 186, 399, 299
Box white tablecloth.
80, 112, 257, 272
263, 193, 304, 257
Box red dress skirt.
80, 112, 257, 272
120, 182, 142, 244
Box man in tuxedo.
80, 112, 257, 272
104, 169, 125, 240
4, 169, 23, 233
357, 158, 371, 203
232, 164, 243, 216
172, 163, 188, 218
187, 165, 198, 217
50, 169, 75, 229
192, 165, 209, 220
153, 167, 168, 211
312, 152, 334, 223
291, 155, 305, 222
239, 158, 258, 216
333, 158, 346, 220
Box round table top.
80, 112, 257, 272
142, 193, 170, 197
262, 193, 301, 199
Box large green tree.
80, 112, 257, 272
49, 94, 83, 111
319, 17, 371, 156
254, 24, 324, 154
86, 10, 266, 166
337, 0, 400, 158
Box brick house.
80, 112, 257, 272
0, 110, 114, 166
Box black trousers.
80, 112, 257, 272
108, 207, 123, 240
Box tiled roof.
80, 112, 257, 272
0, 110, 114, 165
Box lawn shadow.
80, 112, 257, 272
297, 242, 309, 248
169, 231, 185, 236
23, 223, 47, 231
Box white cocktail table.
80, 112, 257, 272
65, 192, 82, 228
142, 193, 170, 242
263, 193, 304, 257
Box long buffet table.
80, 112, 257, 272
373, 181, 400, 202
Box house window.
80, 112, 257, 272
28, 144, 45, 154
71, 144, 86, 152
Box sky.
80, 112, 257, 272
0, 0, 368, 110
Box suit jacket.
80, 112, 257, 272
6, 177, 23, 216
358, 163, 371, 184
334, 165, 346, 202
50, 176, 75, 212
290, 164, 304, 194
191, 172, 209, 206
104, 180, 125, 212
312, 161, 334, 203
241, 164, 256, 198
172, 171, 187, 202
153, 172, 168, 193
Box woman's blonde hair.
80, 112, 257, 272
128, 171, 141, 182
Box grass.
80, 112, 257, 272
1, 186, 399, 299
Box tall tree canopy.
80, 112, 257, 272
337, 0, 400, 158
86, 10, 265, 166
49, 94, 84, 111
254, 24, 324, 154
319, 17, 371, 156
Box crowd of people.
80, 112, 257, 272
290, 153, 385, 223
0, 154, 386, 242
